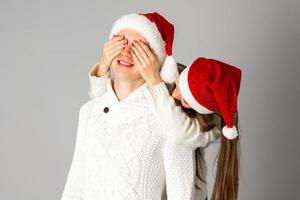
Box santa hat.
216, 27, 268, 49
179, 57, 242, 140
109, 12, 179, 84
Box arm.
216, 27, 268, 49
130, 40, 220, 150
163, 140, 196, 200
89, 34, 127, 98
61, 104, 89, 200
143, 82, 221, 150
88, 63, 109, 99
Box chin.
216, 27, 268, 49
112, 61, 133, 75
112, 64, 136, 80
113, 63, 133, 77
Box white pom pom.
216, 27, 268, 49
222, 125, 238, 140
160, 56, 179, 84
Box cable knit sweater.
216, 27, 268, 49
88, 63, 220, 150
61, 77, 199, 200
86, 63, 221, 200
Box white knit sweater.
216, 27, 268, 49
88, 63, 220, 150
85, 63, 221, 200
61, 78, 199, 200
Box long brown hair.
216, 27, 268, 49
181, 106, 239, 200
210, 112, 239, 200
175, 63, 239, 200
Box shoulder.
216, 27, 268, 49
78, 93, 110, 115
78, 98, 97, 117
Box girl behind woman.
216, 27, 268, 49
172, 58, 241, 200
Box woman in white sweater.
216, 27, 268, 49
61, 12, 219, 200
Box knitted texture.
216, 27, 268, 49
86, 63, 222, 200
88, 63, 110, 99
88, 63, 220, 149
61, 79, 196, 200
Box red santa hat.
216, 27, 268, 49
179, 57, 242, 140
109, 12, 178, 84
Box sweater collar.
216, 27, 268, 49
106, 78, 148, 103
102, 78, 151, 123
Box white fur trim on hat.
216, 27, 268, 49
222, 125, 238, 139
179, 66, 214, 114
109, 13, 166, 65
160, 55, 179, 84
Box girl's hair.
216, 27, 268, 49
175, 63, 239, 200
210, 112, 239, 200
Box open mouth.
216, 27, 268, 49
117, 59, 134, 68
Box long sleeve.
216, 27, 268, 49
163, 140, 196, 200
61, 104, 89, 200
143, 82, 220, 150
88, 62, 109, 99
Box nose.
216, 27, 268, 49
172, 86, 181, 100
121, 43, 132, 58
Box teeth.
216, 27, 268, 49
119, 61, 131, 66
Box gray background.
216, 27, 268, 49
1, 0, 299, 199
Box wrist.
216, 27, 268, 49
96, 64, 110, 77
147, 76, 163, 87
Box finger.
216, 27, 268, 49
106, 39, 127, 52
132, 42, 147, 66
108, 48, 123, 60
105, 35, 125, 47
133, 41, 150, 63
108, 44, 124, 54
132, 46, 146, 67
140, 40, 156, 55
111, 34, 125, 42
131, 50, 142, 68
138, 40, 156, 61
107, 37, 126, 48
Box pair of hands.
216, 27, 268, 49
97, 34, 163, 86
